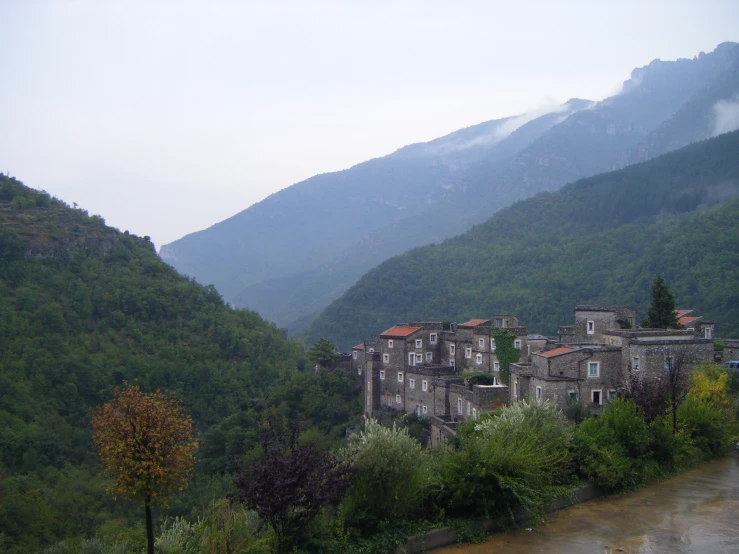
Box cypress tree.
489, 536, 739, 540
642, 276, 680, 329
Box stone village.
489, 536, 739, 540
348, 306, 739, 447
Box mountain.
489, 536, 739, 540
162, 42, 739, 334
304, 131, 739, 350
0, 175, 360, 552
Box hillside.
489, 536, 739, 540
0, 176, 361, 553
305, 131, 739, 349
233, 43, 739, 332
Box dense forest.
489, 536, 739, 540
0, 175, 362, 553
305, 130, 739, 349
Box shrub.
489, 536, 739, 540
339, 420, 433, 531
573, 398, 658, 491
677, 397, 731, 459
438, 399, 572, 519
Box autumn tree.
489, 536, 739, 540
92, 384, 198, 554
492, 328, 520, 385
642, 275, 680, 329
234, 418, 349, 553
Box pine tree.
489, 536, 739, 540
642, 275, 680, 329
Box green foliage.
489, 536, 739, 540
438, 400, 572, 520
339, 420, 433, 531
0, 175, 362, 552
572, 398, 662, 491
676, 397, 732, 459
492, 329, 519, 386
307, 131, 739, 349
642, 276, 680, 328
306, 337, 341, 369
460, 372, 497, 385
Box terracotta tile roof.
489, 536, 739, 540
352, 344, 364, 350
539, 347, 574, 358
379, 325, 422, 338
675, 309, 693, 318
678, 316, 700, 326
459, 319, 491, 327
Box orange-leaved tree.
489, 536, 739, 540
92, 384, 198, 554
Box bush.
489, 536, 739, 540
677, 397, 731, 459
573, 398, 660, 491
339, 420, 433, 531
438, 399, 572, 519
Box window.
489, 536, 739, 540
467, 402, 471, 416
536, 386, 542, 401
491, 339, 496, 351
665, 356, 674, 371
379, 370, 385, 380
358, 367, 362, 375
494, 361, 500, 371
415, 405, 420, 415
383, 353, 389, 363
588, 362, 599, 377
353, 351, 358, 359
514, 340, 521, 349
415, 339, 423, 349
608, 390, 617, 401
395, 394, 401, 404
397, 372, 403, 382
479, 338, 485, 348
408, 353, 415, 366
687, 327, 695, 332
475, 353, 482, 365
369, 348, 375, 353
426, 351, 432, 362
472, 408, 477, 419
430, 333, 437, 344
632, 357, 640, 370
409, 379, 415, 390
465, 347, 472, 359
387, 395, 392, 407
705, 327, 712, 339
422, 380, 428, 392
388, 339, 393, 348
422, 405, 428, 414
587, 320, 595, 335
592, 390, 602, 405
450, 359, 455, 367
457, 398, 463, 414
514, 381, 518, 398
568, 390, 577, 399
449, 345, 455, 355
495, 318, 503, 327
415, 353, 422, 364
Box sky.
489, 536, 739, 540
1, 1, 737, 248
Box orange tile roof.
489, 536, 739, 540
459, 318, 491, 327
539, 347, 574, 358
678, 316, 700, 326
352, 344, 365, 350
675, 309, 693, 318
380, 325, 422, 338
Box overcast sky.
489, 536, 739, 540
1, 1, 737, 248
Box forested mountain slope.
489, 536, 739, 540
233, 43, 739, 332
305, 131, 739, 349
0, 175, 360, 553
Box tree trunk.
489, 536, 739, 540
145, 498, 154, 554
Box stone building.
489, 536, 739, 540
512, 305, 715, 409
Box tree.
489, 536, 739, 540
307, 337, 341, 370
92, 384, 198, 554
234, 418, 349, 552
642, 275, 680, 328
624, 365, 669, 423
492, 328, 520, 385
665, 352, 690, 433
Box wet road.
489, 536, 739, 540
434, 454, 739, 554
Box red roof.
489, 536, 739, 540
380, 325, 422, 338
459, 319, 491, 327
539, 347, 574, 358
352, 344, 365, 350
678, 316, 700, 326
675, 309, 693, 318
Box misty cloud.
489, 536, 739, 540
712, 94, 739, 136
